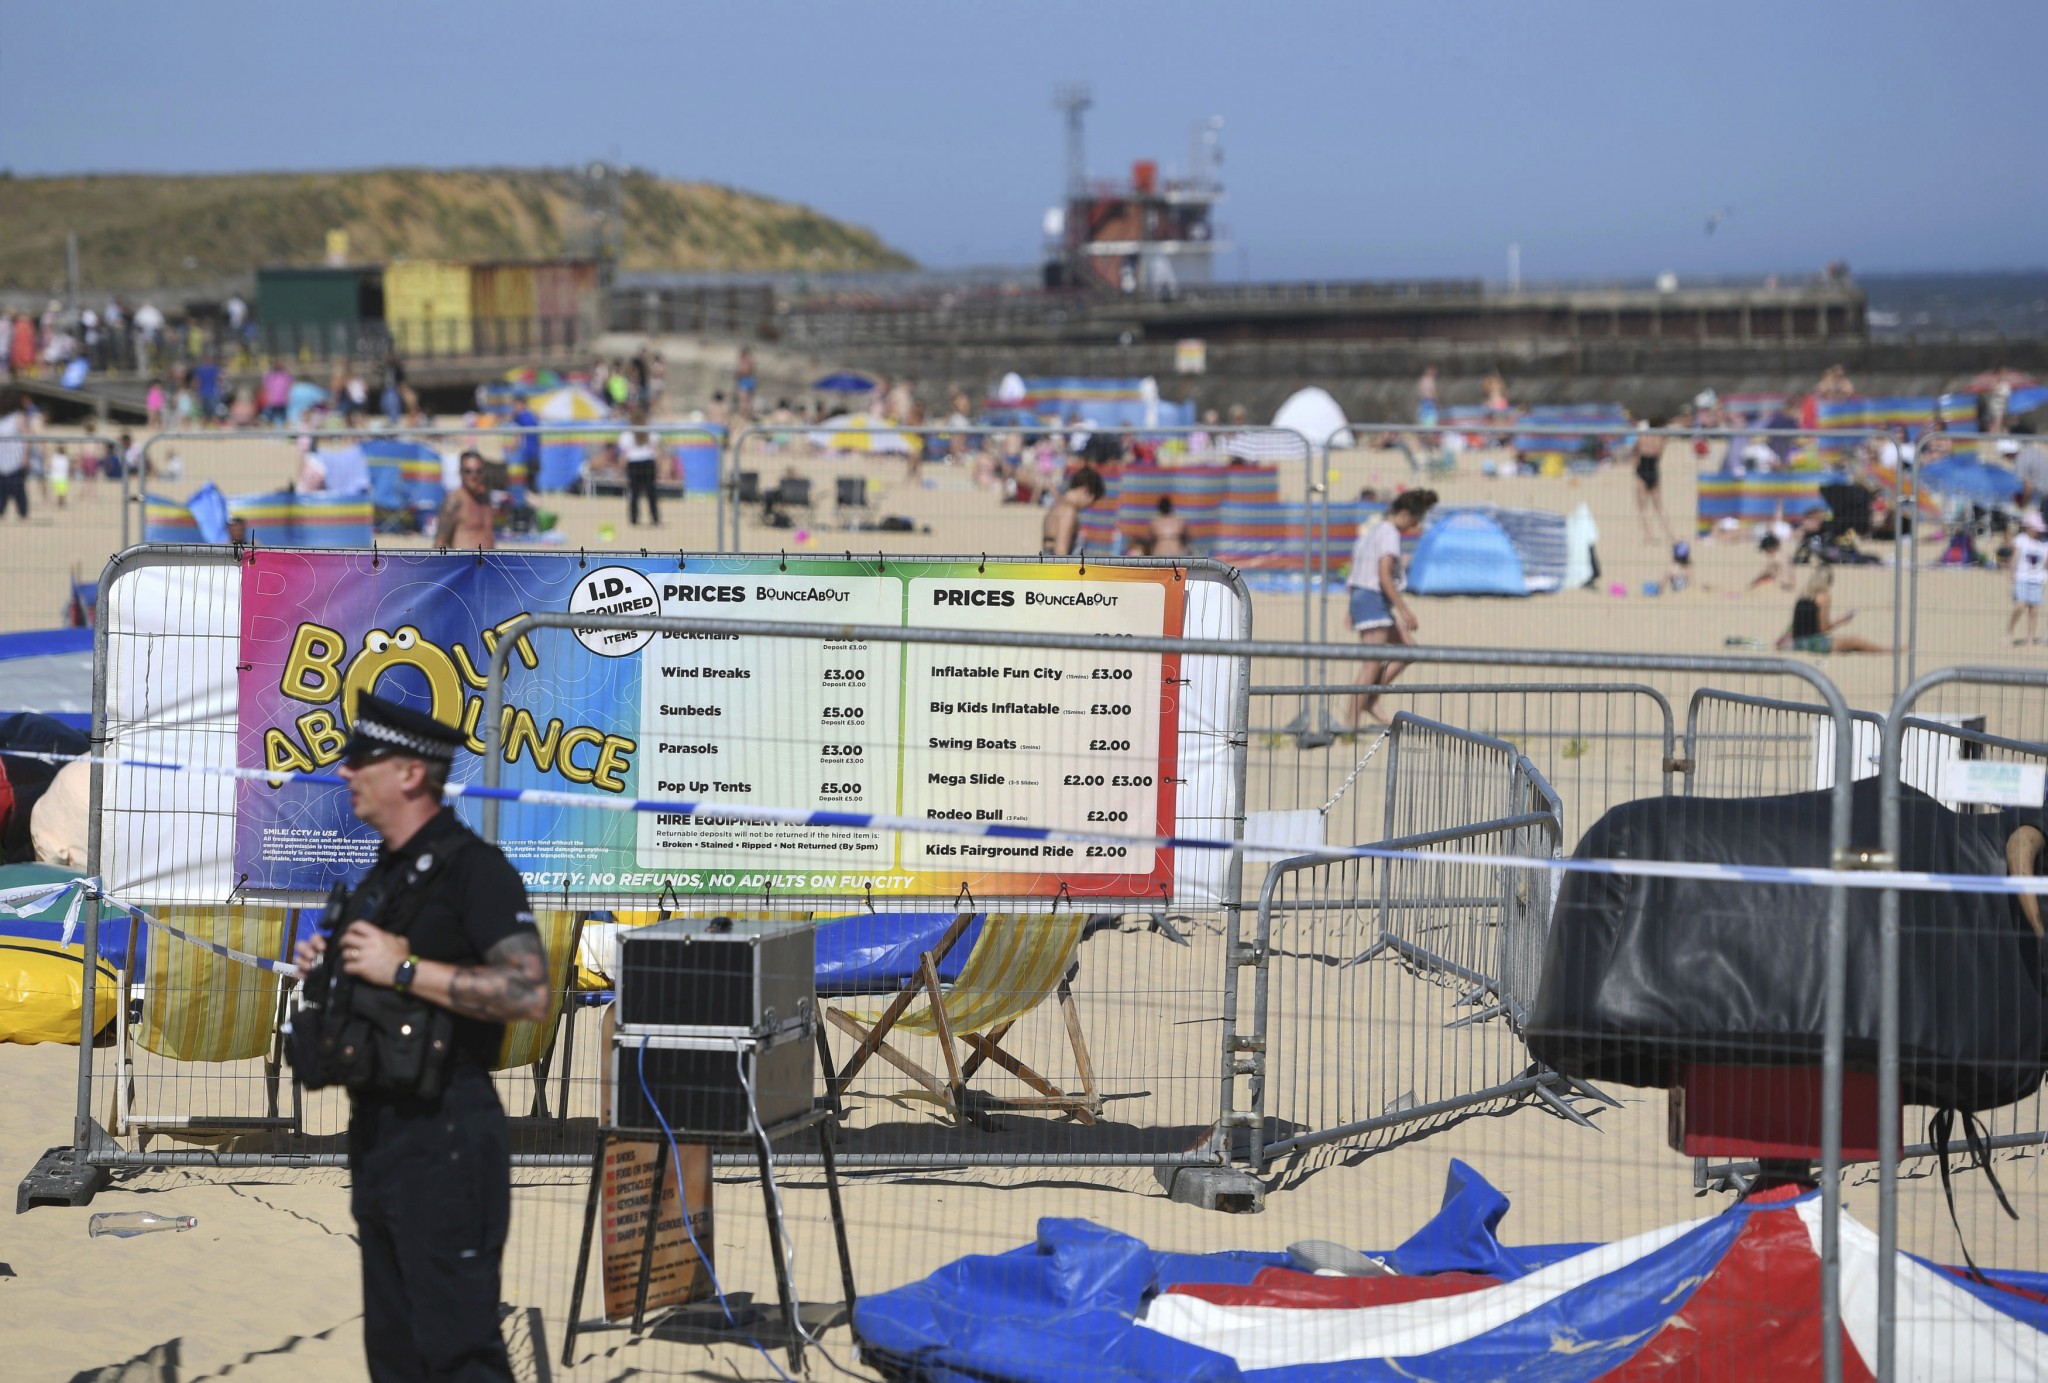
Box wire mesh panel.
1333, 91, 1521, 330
1687, 688, 1888, 798
1871, 669, 2048, 1381
37, 562, 1935, 1381
1251, 718, 1569, 1175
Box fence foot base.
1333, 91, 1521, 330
18, 1145, 110, 1213
1155, 1164, 1264, 1214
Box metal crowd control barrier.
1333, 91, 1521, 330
476, 614, 1868, 1372
1249, 713, 1572, 1171
125, 424, 727, 550
54, 544, 1879, 1376
1246, 680, 1676, 847
720, 421, 1324, 671
1877, 666, 2048, 1383
1685, 688, 1888, 798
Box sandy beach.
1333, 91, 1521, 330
5, 420, 2046, 1381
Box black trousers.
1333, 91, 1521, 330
626, 459, 659, 525
349, 1069, 514, 1383
0, 470, 26, 518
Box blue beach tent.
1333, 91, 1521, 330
1404, 510, 1528, 596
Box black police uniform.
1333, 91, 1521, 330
336, 698, 540, 1383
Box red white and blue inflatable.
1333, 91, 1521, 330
853, 1160, 2048, 1381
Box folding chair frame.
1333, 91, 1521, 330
821, 912, 1101, 1126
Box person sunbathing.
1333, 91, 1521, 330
1776, 567, 1886, 654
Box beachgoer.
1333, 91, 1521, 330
290, 693, 546, 1383
1042, 466, 1105, 555
735, 345, 756, 415
1750, 532, 1793, 590
620, 414, 661, 527
261, 363, 293, 424
434, 451, 496, 549
381, 353, 407, 424
1415, 366, 1439, 427
46, 445, 70, 508
0, 396, 30, 519
1667, 541, 1692, 593
1632, 419, 1676, 545
193, 357, 223, 423
510, 394, 540, 497
1779, 567, 1885, 654
2008, 512, 2048, 646
1146, 496, 1189, 557
1347, 488, 1439, 727
145, 378, 166, 429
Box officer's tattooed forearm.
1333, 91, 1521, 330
444, 932, 551, 1022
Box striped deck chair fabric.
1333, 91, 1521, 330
830, 911, 1100, 1124
865, 912, 1084, 1037
134, 905, 291, 1063
493, 906, 582, 1072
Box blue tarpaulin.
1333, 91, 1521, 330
812, 912, 984, 994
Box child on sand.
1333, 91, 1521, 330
2008, 512, 2048, 646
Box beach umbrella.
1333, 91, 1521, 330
533, 386, 607, 422
1918, 456, 2021, 506
813, 371, 876, 393
503, 366, 563, 389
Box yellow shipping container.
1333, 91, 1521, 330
384, 259, 474, 356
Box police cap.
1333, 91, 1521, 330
342, 691, 464, 763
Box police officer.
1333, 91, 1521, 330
293, 692, 551, 1383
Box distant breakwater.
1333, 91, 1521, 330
837, 335, 2048, 422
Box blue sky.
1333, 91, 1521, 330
3, 1, 2041, 281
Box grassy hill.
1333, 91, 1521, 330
0, 167, 916, 295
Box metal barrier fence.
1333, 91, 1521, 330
1876, 666, 2048, 1382
1250, 713, 1572, 1173
1246, 680, 1676, 857
721, 420, 1328, 663
41, 544, 1912, 1378
1686, 688, 1888, 798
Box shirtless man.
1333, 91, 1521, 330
1041, 466, 1105, 555
1145, 496, 1189, 556
434, 450, 496, 550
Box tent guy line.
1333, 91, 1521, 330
22, 749, 2048, 901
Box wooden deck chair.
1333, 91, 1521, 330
116, 902, 298, 1140
824, 911, 1100, 1125
495, 906, 587, 1121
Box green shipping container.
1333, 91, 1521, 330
257, 267, 381, 356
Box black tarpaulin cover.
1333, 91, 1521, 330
1525, 777, 2047, 1113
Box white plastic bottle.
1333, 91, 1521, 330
88, 1212, 197, 1238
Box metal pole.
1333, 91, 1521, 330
1873, 663, 2048, 1383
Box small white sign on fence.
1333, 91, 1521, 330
1940, 760, 2047, 808
1244, 809, 1326, 862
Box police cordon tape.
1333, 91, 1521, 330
0, 876, 300, 976
17, 749, 2048, 902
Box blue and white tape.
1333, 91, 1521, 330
18, 749, 2048, 901
0, 874, 298, 976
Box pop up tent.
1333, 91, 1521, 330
1270, 386, 1352, 454
1405, 510, 1528, 596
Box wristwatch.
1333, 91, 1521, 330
392, 954, 420, 993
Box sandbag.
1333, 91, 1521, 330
0, 938, 117, 1045
1526, 778, 2047, 1113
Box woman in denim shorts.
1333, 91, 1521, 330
1347, 489, 1438, 727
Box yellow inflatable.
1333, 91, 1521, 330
0, 940, 118, 1045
